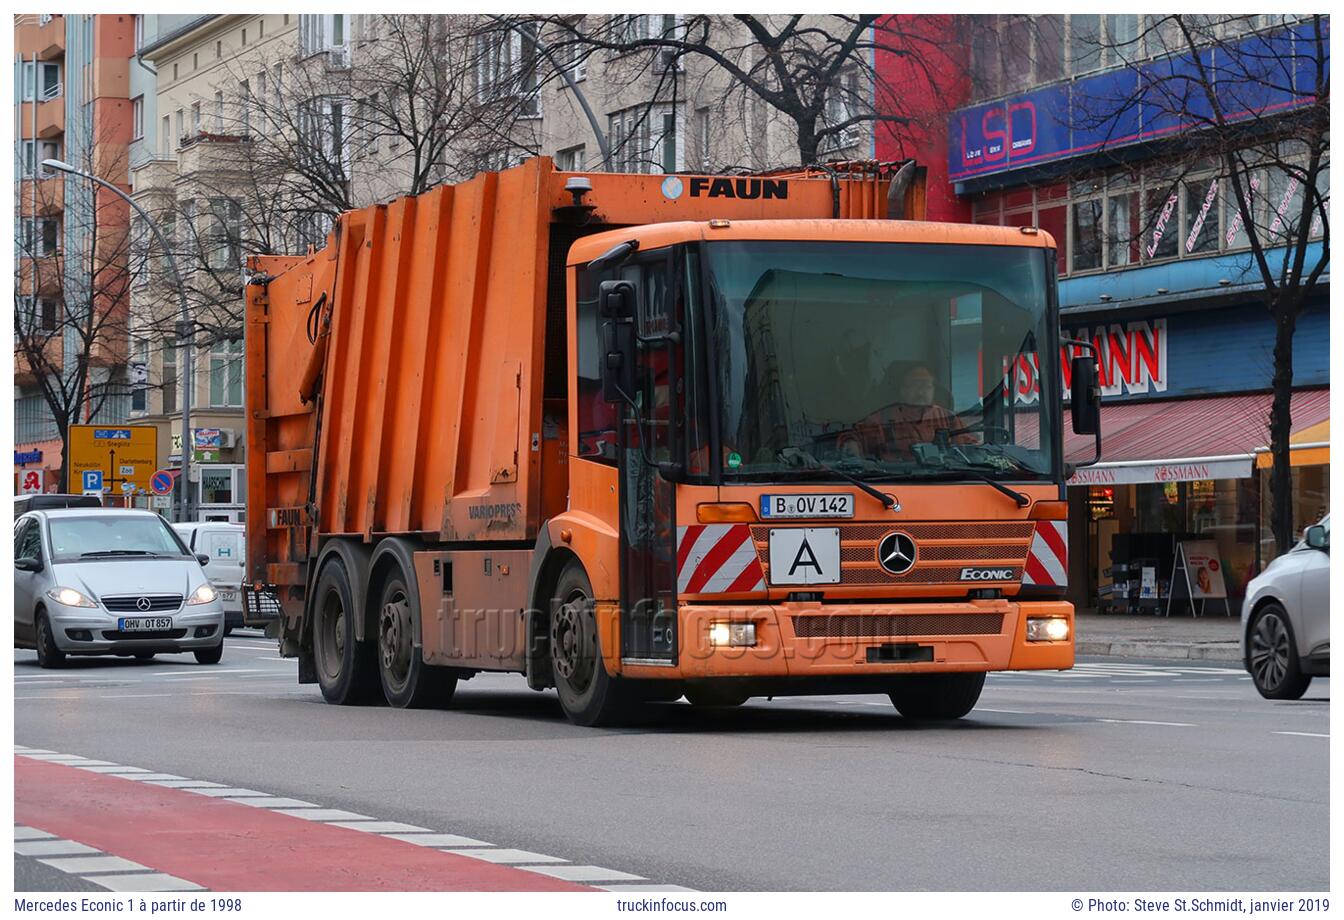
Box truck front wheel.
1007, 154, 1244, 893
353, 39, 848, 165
312, 558, 378, 705
550, 561, 637, 727
377, 573, 457, 708
888, 672, 985, 721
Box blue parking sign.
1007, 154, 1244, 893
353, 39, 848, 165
82, 469, 104, 493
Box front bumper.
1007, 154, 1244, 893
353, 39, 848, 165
619, 599, 1073, 679
47, 602, 226, 654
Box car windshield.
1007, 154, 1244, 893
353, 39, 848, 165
702, 240, 1058, 483
48, 516, 191, 562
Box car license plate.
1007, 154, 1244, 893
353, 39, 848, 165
217, 590, 237, 603
767, 528, 842, 585
760, 494, 854, 519
117, 617, 173, 632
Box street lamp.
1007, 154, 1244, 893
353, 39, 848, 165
43, 159, 195, 523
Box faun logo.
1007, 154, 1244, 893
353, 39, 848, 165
688, 177, 788, 200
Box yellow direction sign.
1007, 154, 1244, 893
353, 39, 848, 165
68, 425, 160, 495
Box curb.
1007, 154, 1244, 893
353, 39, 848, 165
1076, 640, 1242, 662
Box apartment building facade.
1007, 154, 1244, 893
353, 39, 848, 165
14, 13, 139, 496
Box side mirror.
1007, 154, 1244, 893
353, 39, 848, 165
1070, 355, 1101, 435
1305, 525, 1328, 551
598, 279, 636, 319
15, 557, 42, 573
196, 554, 212, 567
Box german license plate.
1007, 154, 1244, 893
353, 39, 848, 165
217, 591, 237, 603
760, 494, 854, 519
117, 617, 173, 632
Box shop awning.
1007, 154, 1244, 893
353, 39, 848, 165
1066, 389, 1329, 486
1254, 416, 1329, 468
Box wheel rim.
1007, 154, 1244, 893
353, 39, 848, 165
1249, 611, 1291, 690
316, 587, 346, 681
379, 586, 413, 692
551, 587, 595, 693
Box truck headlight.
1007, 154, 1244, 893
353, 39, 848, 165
708, 622, 756, 647
187, 583, 218, 606
47, 586, 97, 608
1026, 617, 1070, 642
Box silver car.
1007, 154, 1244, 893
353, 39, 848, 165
14, 509, 227, 668
1241, 513, 1330, 699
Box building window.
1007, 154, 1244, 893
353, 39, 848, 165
300, 14, 347, 57
216, 40, 222, 59
18, 296, 58, 334
22, 218, 61, 257
173, 62, 179, 81
694, 106, 711, 170
474, 24, 541, 117
215, 90, 225, 131
298, 97, 349, 174
20, 61, 62, 100
969, 16, 1063, 100
16, 394, 58, 444
132, 95, 144, 139
161, 115, 171, 156
130, 337, 149, 413
207, 199, 242, 271
162, 338, 178, 415
191, 101, 201, 136
608, 104, 676, 174
19, 140, 36, 176
198, 466, 236, 505
175, 108, 185, 145
134, 14, 143, 50
258, 17, 264, 38
209, 339, 244, 407
556, 144, 585, 171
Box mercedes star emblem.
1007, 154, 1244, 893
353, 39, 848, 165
877, 532, 917, 575
136, 596, 152, 612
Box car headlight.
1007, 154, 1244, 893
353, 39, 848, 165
46, 586, 97, 608
1025, 616, 1070, 642
708, 622, 757, 647
187, 583, 218, 606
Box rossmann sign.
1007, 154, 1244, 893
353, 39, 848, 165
1009, 318, 1167, 405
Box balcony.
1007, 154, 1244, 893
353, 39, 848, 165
36, 95, 64, 138
16, 14, 64, 60
17, 175, 63, 218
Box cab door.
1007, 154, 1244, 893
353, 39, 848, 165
610, 251, 683, 664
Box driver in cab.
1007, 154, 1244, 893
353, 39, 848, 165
839, 362, 970, 462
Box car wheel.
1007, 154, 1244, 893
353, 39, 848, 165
194, 641, 224, 665
376, 573, 457, 709
1248, 603, 1312, 700
134, 651, 156, 661
550, 560, 638, 727
311, 557, 378, 704
34, 610, 66, 670
889, 672, 985, 721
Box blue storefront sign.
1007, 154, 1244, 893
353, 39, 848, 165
14, 449, 43, 465
948, 22, 1324, 183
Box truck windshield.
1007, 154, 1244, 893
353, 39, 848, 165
702, 240, 1058, 484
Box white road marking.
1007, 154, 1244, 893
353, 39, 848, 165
118, 773, 187, 781
525, 864, 646, 882
1273, 731, 1329, 738
74, 765, 149, 774
328, 821, 432, 834
183, 787, 265, 797
15, 826, 56, 840
383, 833, 492, 847
224, 796, 318, 809
91, 872, 203, 892
38, 855, 151, 875
270, 808, 372, 822
15, 839, 101, 857
145, 780, 224, 789
1096, 719, 1195, 727
442, 848, 567, 864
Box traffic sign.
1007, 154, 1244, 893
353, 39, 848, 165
69, 424, 159, 496
82, 469, 104, 496
121, 481, 135, 493
151, 469, 174, 495
19, 470, 42, 494
152, 494, 173, 509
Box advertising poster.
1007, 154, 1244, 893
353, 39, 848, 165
1180, 541, 1227, 600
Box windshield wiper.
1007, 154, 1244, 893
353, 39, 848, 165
904, 468, 1030, 508
79, 550, 162, 557
775, 449, 897, 510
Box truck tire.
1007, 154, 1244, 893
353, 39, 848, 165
888, 672, 985, 721
376, 573, 457, 709
312, 558, 378, 705
550, 560, 638, 727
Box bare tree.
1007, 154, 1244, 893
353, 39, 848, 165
1063, 14, 1329, 553
15, 144, 139, 492
525, 14, 955, 169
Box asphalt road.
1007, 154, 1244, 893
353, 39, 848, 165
14, 633, 1329, 892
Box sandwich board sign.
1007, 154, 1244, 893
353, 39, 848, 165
1166, 540, 1230, 617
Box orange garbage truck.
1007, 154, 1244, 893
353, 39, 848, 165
243, 157, 1102, 726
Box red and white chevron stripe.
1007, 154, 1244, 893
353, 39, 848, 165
1023, 520, 1068, 587
676, 524, 766, 595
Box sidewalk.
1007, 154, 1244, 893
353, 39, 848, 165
1074, 609, 1243, 662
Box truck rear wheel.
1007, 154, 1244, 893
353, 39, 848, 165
377, 573, 457, 709
888, 672, 985, 721
312, 558, 378, 705
550, 561, 638, 727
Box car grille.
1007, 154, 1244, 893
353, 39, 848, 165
793, 612, 1005, 639
101, 594, 184, 612
100, 629, 188, 641
750, 522, 1034, 586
